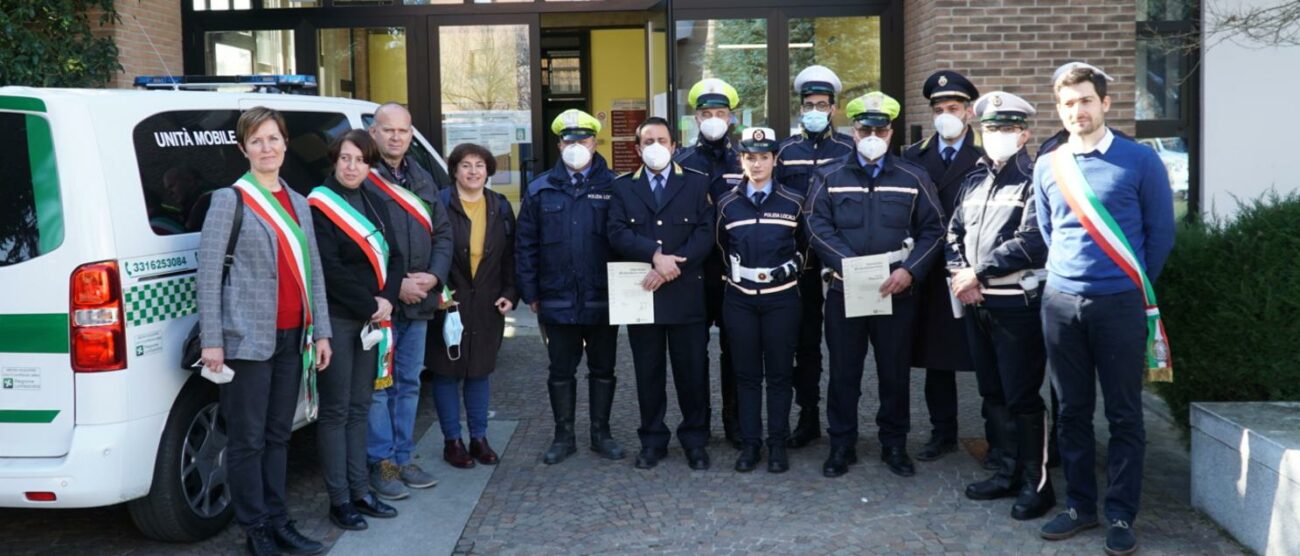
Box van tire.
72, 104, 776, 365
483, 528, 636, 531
128, 378, 233, 542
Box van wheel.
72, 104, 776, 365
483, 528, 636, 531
128, 379, 233, 541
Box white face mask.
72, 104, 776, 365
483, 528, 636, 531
698, 117, 729, 142
561, 143, 592, 171
801, 110, 830, 134
857, 135, 888, 161
934, 112, 966, 140
442, 307, 464, 361
982, 131, 1023, 163
640, 142, 672, 171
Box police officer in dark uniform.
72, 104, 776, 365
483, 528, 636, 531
715, 126, 805, 474
901, 70, 982, 463
517, 109, 625, 466
674, 78, 744, 449
805, 92, 944, 478
947, 92, 1055, 520
608, 116, 716, 471
775, 65, 856, 448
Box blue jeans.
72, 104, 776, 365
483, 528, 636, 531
367, 318, 427, 466
432, 375, 490, 440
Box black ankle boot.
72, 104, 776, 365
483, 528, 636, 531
588, 376, 625, 460
734, 443, 761, 472
966, 403, 1021, 500
1012, 411, 1057, 520
271, 521, 323, 555
787, 408, 821, 448
543, 378, 577, 465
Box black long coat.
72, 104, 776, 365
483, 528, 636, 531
901, 127, 983, 371
426, 187, 518, 380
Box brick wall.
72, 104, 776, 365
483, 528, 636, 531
99, 0, 184, 88
902, 0, 1136, 149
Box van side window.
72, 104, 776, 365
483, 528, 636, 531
0, 112, 64, 267
133, 110, 351, 235
361, 113, 452, 189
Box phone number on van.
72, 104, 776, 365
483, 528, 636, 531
123, 252, 199, 279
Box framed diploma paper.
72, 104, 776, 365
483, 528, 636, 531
607, 262, 655, 325
842, 254, 892, 318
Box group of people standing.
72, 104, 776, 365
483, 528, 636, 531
198, 103, 519, 556
196, 58, 1174, 556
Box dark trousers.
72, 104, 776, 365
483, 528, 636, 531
792, 268, 825, 411
924, 369, 958, 439
627, 322, 710, 450
705, 281, 736, 425
966, 304, 1047, 416
317, 318, 375, 506
222, 328, 303, 529
723, 287, 801, 446
1043, 286, 1147, 522
824, 289, 916, 449
545, 323, 618, 382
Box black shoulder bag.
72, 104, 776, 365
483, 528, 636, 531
180, 198, 244, 371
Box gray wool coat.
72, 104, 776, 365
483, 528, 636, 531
198, 184, 333, 361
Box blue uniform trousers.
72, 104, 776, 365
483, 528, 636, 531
723, 286, 801, 446
824, 289, 917, 449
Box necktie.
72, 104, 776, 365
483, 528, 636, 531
942, 146, 956, 168
752, 191, 766, 206
572, 172, 585, 188
864, 163, 879, 186
652, 175, 665, 208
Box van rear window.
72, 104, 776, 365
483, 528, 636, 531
133, 110, 351, 235
0, 112, 63, 267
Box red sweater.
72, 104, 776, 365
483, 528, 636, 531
272, 188, 305, 330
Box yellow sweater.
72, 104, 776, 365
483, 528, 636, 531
462, 196, 487, 278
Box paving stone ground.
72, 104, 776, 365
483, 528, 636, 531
0, 313, 1246, 555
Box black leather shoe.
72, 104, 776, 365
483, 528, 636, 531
915, 435, 957, 462
634, 446, 667, 469
821, 446, 858, 478
767, 444, 789, 474
245, 524, 280, 556
353, 493, 398, 519
733, 444, 761, 472
881, 446, 916, 477
787, 409, 822, 449
686, 447, 711, 470
271, 521, 323, 555
329, 502, 368, 531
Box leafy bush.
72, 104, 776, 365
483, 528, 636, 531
0, 0, 120, 87
1155, 193, 1300, 433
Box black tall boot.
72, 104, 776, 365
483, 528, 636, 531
542, 379, 577, 465
1011, 411, 1056, 520
588, 376, 625, 460
965, 403, 1021, 500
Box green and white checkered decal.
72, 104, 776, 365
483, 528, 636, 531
124, 276, 197, 327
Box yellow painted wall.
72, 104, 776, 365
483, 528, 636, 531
589, 29, 647, 164
368, 32, 408, 105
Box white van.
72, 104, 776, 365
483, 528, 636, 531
0, 85, 448, 541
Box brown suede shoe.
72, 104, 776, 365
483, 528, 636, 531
469, 437, 499, 466
443, 439, 476, 469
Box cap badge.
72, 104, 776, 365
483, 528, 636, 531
991, 95, 1003, 107
866, 96, 881, 109
938, 75, 949, 87
753, 129, 766, 141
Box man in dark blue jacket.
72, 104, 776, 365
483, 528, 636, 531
674, 78, 743, 449
517, 109, 625, 466
804, 92, 944, 479
775, 65, 857, 448
608, 117, 716, 471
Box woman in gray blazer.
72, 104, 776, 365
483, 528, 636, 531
197, 106, 333, 556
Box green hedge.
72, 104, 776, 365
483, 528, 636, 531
1155, 193, 1300, 433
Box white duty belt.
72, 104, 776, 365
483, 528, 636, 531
729, 254, 797, 284
981, 268, 1047, 296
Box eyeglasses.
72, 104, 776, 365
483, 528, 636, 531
801, 101, 832, 112
981, 124, 1026, 133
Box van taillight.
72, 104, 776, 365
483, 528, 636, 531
70, 261, 126, 372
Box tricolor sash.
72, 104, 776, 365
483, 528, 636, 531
367, 171, 433, 234
307, 186, 395, 389
232, 173, 321, 417
1051, 149, 1173, 382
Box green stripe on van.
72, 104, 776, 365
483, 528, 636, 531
0, 314, 69, 353
0, 96, 46, 112
0, 410, 60, 424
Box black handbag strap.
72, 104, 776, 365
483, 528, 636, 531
222, 193, 244, 284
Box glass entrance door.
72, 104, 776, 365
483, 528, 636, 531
430, 16, 541, 204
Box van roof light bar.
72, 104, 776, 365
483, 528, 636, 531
132, 75, 318, 95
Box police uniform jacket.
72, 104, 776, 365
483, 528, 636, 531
804, 154, 945, 293
715, 181, 807, 292
676, 137, 744, 289
516, 154, 618, 325
775, 128, 856, 196
607, 164, 716, 325
902, 127, 982, 370
946, 148, 1046, 309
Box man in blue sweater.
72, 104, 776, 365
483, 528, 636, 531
1033, 63, 1175, 556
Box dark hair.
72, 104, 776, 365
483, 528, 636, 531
328, 129, 380, 166
1056, 67, 1108, 99
236, 106, 288, 147
635, 116, 675, 144
447, 143, 497, 177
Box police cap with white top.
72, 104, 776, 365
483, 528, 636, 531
974, 91, 1036, 125
551, 109, 601, 141
794, 65, 843, 99
737, 126, 779, 153
846, 91, 901, 128
1052, 61, 1115, 85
